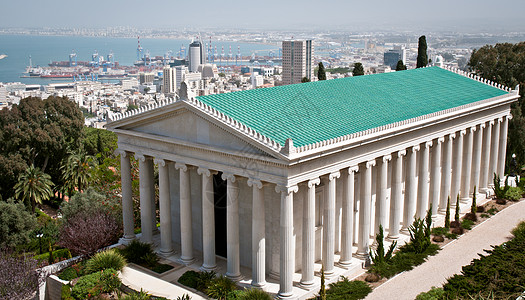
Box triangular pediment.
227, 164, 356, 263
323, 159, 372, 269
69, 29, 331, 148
113, 105, 275, 157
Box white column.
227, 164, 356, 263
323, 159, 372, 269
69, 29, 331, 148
498, 116, 510, 178
480, 121, 493, 192
156, 159, 173, 255
417, 142, 432, 218
375, 155, 391, 235
340, 167, 357, 268
357, 160, 375, 258
198, 167, 216, 270
177, 163, 194, 265
136, 154, 153, 243
489, 119, 501, 186
430, 138, 444, 217
301, 178, 320, 285
403, 145, 419, 231
222, 173, 241, 281
451, 130, 465, 205
460, 127, 475, 202
471, 124, 485, 194
276, 185, 298, 299
388, 150, 405, 239
440, 134, 455, 212
248, 178, 266, 288
323, 171, 340, 277
119, 151, 135, 242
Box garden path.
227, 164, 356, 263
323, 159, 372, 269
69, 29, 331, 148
365, 199, 525, 300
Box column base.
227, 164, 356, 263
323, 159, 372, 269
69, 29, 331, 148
354, 251, 369, 260
386, 234, 399, 241
159, 249, 174, 257
226, 273, 243, 282
299, 280, 315, 289
119, 236, 135, 245
251, 281, 267, 288
200, 264, 216, 272
460, 197, 471, 204
277, 291, 295, 299
337, 260, 352, 269
179, 256, 195, 266
323, 269, 335, 280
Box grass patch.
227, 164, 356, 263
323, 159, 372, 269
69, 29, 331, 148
369, 244, 440, 278
461, 219, 475, 230
431, 227, 458, 240
326, 277, 371, 300
152, 263, 173, 274
486, 207, 498, 215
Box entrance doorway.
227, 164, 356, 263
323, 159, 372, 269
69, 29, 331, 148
213, 172, 227, 258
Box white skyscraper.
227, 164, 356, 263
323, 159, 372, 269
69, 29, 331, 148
188, 39, 205, 73
282, 40, 313, 85
162, 66, 176, 94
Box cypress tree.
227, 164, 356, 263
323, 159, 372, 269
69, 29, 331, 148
317, 62, 326, 80
352, 63, 364, 76
319, 265, 326, 300
396, 60, 407, 71
471, 186, 477, 214
445, 196, 451, 229
455, 193, 460, 223
416, 35, 428, 68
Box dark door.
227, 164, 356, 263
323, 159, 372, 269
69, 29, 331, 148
213, 172, 227, 258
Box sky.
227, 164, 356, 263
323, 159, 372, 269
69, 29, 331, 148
1, 0, 524, 32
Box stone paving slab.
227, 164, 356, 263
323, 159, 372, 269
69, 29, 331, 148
365, 200, 525, 300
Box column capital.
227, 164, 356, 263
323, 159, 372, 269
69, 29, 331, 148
411, 145, 420, 152
275, 185, 298, 195
247, 178, 263, 189
469, 127, 477, 133
448, 132, 456, 140
116, 149, 130, 158
329, 171, 341, 181
154, 158, 166, 167
489, 119, 495, 126
507, 114, 513, 121
479, 123, 486, 129
382, 155, 392, 163
197, 166, 217, 177
424, 141, 433, 149
221, 172, 236, 182
366, 160, 376, 169
134, 153, 147, 162
397, 149, 407, 157
175, 162, 188, 172
348, 165, 359, 173
460, 129, 467, 136
307, 178, 321, 188
437, 137, 445, 144
497, 117, 503, 123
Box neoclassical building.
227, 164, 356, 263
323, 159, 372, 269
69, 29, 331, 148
107, 66, 519, 298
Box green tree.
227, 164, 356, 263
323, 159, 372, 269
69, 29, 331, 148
352, 63, 365, 76
395, 60, 407, 71
471, 186, 477, 214
60, 148, 96, 197
317, 62, 326, 80
455, 194, 460, 223
0, 96, 84, 199
14, 165, 54, 213
445, 196, 451, 228
468, 42, 525, 169
0, 200, 37, 249
416, 35, 428, 68
301, 77, 311, 83
60, 188, 121, 222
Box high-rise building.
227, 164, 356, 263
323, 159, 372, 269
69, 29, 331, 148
188, 39, 205, 73
162, 66, 176, 94
384, 46, 407, 69
139, 72, 155, 85
175, 66, 189, 89
282, 40, 313, 85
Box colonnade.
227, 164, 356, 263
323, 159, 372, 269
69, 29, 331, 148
118, 115, 510, 299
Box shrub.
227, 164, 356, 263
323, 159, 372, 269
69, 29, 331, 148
431, 227, 457, 240
235, 288, 272, 300
505, 187, 522, 201
476, 205, 485, 213
450, 227, 464, 235
480, 213, 490, 218
461, 219, 475, 230
0, 200, 37, 250
33, 248, 71, 264
511, 221, 525, 238
486, 207, 498, 215
197, 271, 217, 292
176, 294, 191, 300
495, 198, 507, 205
370, 225, 396, 265
0, 251, 42, 299
121, 289, 152, 300
449, 220, 460, 228
415, 286, 445, 300
404, 218, 431, 254
178, 270, 200, 289
142, 252, 159, 268
61, 284, 74, 300
492, 173, 510, 199
58, 211, 121, 257
120, 239, 155, 266
463, 212, 477, 222
60, 187, 121, 222
326, 277, 372, 300
58, 263, 85, 281
206, 276, 236, 300
85, 249, 127, 273
71, 268, 121, 299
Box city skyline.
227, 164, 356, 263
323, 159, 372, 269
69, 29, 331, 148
1, 0, 524, 32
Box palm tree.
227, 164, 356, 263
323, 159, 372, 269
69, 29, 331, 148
61, 148, 95, 196
14, 165, 54, 213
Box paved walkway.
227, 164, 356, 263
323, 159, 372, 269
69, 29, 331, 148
121, 266, 207, 300
365, 200, 525, 300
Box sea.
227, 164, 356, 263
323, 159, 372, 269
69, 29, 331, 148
0, 34, 280, 85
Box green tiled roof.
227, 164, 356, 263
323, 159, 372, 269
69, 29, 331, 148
196, 67, 508, 147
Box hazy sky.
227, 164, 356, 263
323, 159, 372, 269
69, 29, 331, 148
1, 0, 524, 32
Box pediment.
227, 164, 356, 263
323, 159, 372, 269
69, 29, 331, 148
116, 107, 273, 157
